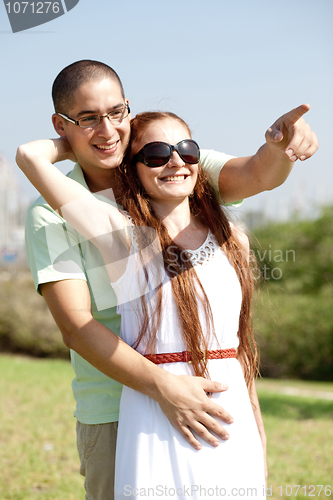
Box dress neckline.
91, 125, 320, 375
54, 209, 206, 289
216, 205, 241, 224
123, 209, 218, 267
182, 230, 218, 266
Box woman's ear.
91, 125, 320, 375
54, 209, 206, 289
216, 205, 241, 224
125, 98, 132, 120
52, 114, 67, 137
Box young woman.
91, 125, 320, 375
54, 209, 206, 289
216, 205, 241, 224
17, 112, 266, 499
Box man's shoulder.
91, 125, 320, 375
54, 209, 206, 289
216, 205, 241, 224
26, 194, 63, 229
200, 149, 235, 166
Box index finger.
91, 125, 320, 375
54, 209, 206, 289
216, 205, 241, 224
199, 379, 233, 422
284, 103, 310, 125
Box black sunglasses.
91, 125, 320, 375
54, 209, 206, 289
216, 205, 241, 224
132, 139, 200, 168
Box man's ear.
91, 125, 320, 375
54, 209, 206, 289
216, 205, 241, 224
52, 113, 67, 137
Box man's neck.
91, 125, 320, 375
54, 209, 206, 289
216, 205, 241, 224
82, 167, 123, 201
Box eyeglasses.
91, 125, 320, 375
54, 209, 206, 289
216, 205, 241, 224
132, 140, 200, 168
58, 103, 130, 128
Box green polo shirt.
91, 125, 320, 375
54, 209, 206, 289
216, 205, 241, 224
25, 149, 240, 424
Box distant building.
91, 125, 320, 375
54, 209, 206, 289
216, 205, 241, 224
241, 210, 267, 230
0, 155, 26, 266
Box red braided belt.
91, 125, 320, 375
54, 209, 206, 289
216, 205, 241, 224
144, 348, 236, 365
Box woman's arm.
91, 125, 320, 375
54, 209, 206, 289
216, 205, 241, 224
232, 224, 267, 479
238, 354, 267, 482
249, 380, 268, 483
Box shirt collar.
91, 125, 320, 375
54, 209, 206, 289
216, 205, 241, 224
67, 163, 89, 190
68, 163, 119, 207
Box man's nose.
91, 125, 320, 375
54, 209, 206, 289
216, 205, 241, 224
96, 116, 117, 136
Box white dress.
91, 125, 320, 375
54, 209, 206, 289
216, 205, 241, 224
113, 230, 266, 500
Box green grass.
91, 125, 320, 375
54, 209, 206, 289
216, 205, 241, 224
256, 378, 333, 394
0, 355, 83, 500
256, 380, 333, 499
1, 355, 332, 500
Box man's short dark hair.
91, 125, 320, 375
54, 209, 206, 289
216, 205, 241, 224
52, 60, 125, 114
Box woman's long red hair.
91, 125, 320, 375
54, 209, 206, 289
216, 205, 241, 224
116, 112, 258, 387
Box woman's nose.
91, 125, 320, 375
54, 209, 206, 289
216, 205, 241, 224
167, 150, 185, 168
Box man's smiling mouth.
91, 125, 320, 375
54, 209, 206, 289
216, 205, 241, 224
94, 142, 118, 151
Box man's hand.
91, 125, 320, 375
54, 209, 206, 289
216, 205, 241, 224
265, 104, 318, 162
156, 373, 233, 450
218, 103, 318, 202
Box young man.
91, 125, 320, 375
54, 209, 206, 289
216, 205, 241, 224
24, 60, 317, 500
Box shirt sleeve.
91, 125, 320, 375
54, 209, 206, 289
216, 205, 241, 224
25, 201, 87, 295
200, 149, 243, 207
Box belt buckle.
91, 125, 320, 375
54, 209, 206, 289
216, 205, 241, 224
200, 349, 207, 361
187, 349, 206, 364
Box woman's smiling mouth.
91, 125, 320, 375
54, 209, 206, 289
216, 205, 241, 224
160, 174, 189, 183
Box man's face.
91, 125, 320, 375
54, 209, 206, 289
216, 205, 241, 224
55, 78, 131, 180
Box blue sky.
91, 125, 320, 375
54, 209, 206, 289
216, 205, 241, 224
1, 0, 332, 220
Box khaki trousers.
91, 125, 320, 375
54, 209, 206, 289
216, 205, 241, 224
76, 421, 118, 500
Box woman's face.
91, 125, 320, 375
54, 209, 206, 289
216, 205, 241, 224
132, 118, 199, 204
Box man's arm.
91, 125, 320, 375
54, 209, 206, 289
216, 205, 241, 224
203, 104, 318, 204
41, 279, 234, 449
